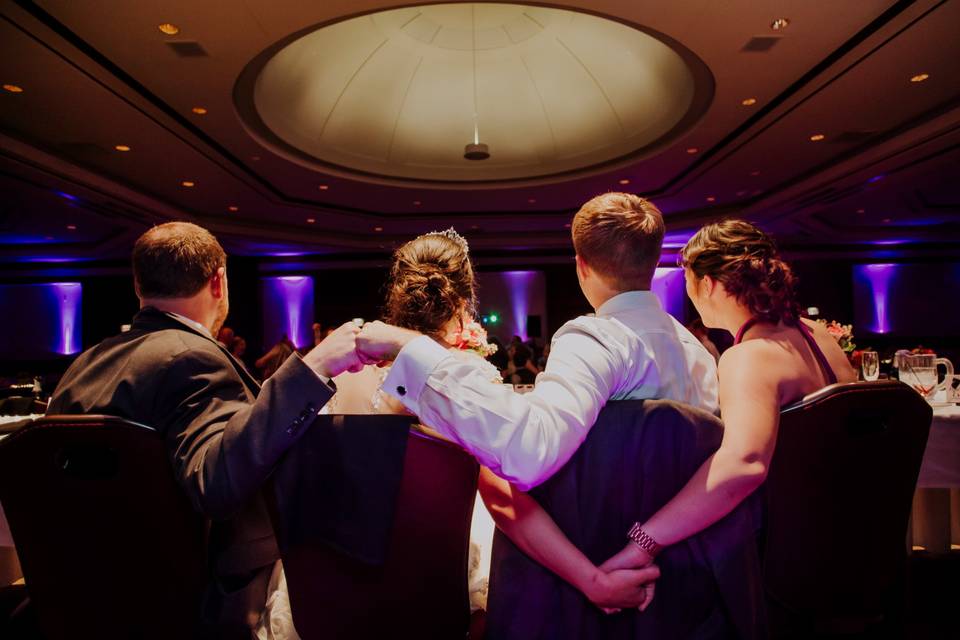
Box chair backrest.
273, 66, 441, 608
0, 415, 208, 639
268, 415, 479, 640
763, 380, 932, 632
486, 399, 765, 640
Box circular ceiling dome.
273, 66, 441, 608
240, 3, 712, 184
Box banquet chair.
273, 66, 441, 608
0, 415, 208, 639
486, 399, 766, 640
763, 380, 932, 637
268, 415, 479, 640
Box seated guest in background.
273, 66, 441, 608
256, 335, 296, 380
47, 222, 365, 637
230, 335, 247, 359
358, 193, 718, 606
217, 325, 235, 349
686, 317, 721, 363
506, 341, 538, 385
599, 219, 856, 575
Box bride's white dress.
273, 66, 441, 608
256, 350, 501, 640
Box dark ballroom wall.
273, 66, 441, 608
3, 258, 958, 377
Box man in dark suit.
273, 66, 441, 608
48, 221, 364, 636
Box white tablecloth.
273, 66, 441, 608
912, 404, 960, 552
917, 404, 960, 488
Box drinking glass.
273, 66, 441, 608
861, 351, 879, 381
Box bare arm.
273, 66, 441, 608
602, 345, 779, 569
478, 467, 658, 609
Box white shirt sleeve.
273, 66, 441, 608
382, 328, 625, 490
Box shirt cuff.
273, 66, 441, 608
382, 335, 452, 412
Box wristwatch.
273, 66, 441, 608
627, 522, 662, 557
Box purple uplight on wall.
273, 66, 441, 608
261, 276, 314, 349
503, 271, 538, 340
0, 282, 81, 359
651, 268, 686, 322
51, 282, 82, 354
854, 264, 896, 333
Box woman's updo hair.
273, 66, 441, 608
383, 230, 477, 338
680, 219, 801, 324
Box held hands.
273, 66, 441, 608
596, 543, 657, 614
584, 563, 660, 612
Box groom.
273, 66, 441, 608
358, 192, 719, 489
48, 222, 365, 636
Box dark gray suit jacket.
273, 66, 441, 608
48, 307, 334, 627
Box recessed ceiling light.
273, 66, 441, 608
882, 218, 891, 223
228, 205, 238, 212
741, 98, 757, 106
306, 218, 315, 224
563, 223, 571, 229
3, 84, 24, 93
686, 147, 699, 154
114, 144, 131, 152
66, 224, 77, 230
158, 23, 180, 35
527, 198, 537, 203
412, 200, 421, 206
318, 184, 329, 191
191, 107, 207, 115
374, 226, 383, 232
910, 73, 929, 83
771, 18, 790, 31
809, 133, 826, 141
181, 180, 195, 187
856, 208, 865, 214
706, 196, 716, 202
749, 170, 761, 176
618, 179, 630, 185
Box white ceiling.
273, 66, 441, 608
252, 3, 702, 183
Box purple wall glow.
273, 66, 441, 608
651, 268, 687, 322
261, 276, 314, 349
476, 271, 547, 343
52, 282, 82, 354
853, 262, 960, 336
854, 264, 896, 334
0, 282, 82, 359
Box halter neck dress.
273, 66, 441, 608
734, 318, 838, 385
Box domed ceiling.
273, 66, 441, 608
241, 3, 711, 184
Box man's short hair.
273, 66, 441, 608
571, 192, 665, 291
132, 222, 226, 298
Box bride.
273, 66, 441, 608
257, 228, 502, 639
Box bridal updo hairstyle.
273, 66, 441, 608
383, 231, 477, 339
680, 219, 801, 324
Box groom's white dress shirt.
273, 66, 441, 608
383, 291, 719, 490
